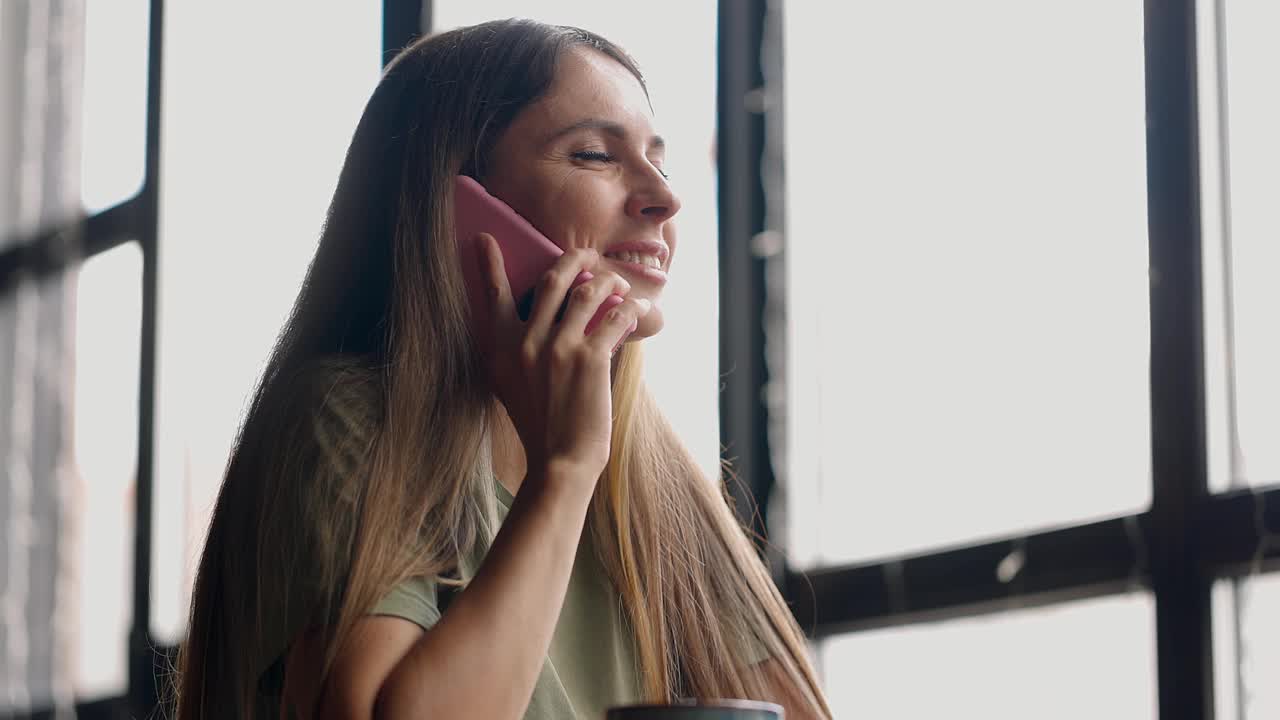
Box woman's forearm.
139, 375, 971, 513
375, 461, 594, 720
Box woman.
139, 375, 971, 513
174, 18, 832, 720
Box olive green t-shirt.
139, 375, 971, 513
253, 357, 766, 718
256, 468, 643, 719
252, 358, 643, 718
368, 472, 643, 719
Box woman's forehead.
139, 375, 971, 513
527, 48, 654, 132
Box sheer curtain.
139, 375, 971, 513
0, 0, 85, 714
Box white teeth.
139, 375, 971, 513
606, 251, 662, 269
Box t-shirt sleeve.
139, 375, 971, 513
257, 576, 445, 701
254, 358, 383, 684
369, 575, 444, 631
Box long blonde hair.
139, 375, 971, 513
174, 18, 831, 719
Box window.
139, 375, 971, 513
1198, 0, 1280, 493
1214, 577, 1280, 719
72, 242, 142, 699
774, 3, 1276, 717
81, 0, 149, 213
784, 0, 1152, 568
149, 4, 382, 643
821, 593, 1155, 718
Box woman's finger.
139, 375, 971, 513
585, 296, 651, 355
524, 248, 600, 351
478, 234, 516, 344
557, 270, 631, 340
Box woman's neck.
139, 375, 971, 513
489, 401, 527, 497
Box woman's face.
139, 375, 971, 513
484, 48, 682, 341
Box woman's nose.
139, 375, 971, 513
626, 172, 681, 223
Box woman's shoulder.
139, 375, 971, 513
294, 353, 385, 472
296, 353, 383, 408
296, 353, 383, 419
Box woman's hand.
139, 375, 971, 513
476, 233, 651, 491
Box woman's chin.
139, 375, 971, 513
629, 304, 664, 341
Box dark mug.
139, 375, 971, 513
606, 699, 783, 719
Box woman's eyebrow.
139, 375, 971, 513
544, 118, 665, 151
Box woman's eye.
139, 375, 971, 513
571, 150, 668, 180
572, 150, 614, 163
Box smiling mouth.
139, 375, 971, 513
603, 251, 663, 270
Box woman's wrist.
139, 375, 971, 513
524, 457, 601, 507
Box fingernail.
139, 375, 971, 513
636, 298, 652, 311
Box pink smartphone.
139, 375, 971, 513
453, 175, 626, 345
